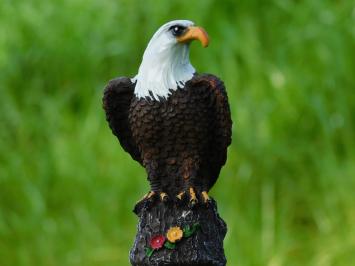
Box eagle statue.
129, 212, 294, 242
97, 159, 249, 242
103, 20, 232, 207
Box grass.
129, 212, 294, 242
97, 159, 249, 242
0, 0, 354, 265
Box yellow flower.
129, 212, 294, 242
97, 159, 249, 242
166, 226, 183, 243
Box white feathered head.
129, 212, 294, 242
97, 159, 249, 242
132, 20, 209, 100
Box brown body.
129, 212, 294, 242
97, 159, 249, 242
103, 74, 232, 201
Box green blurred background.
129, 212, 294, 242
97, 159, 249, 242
1, 0, 354, 265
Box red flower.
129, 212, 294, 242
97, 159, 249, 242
150, 235, 166, 250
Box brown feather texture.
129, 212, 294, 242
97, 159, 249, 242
103, 73, 232, 201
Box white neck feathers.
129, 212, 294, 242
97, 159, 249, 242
132, 21, 195, 100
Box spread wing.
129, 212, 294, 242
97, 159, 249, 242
190, 74, 232, 189
102, 77, 142, 164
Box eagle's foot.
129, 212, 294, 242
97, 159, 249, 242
134, 191, 169, 213
135, 191, 155, 205
188, 187, 198, 208
201, 191, 211, 205
136, 191, 169, 205
176, 187, 198, 208
176, 191, 185, 201
159, 192, 169, 203
176, 189, 211, 207
134, 192, 154, 213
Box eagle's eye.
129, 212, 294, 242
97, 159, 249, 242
170, 25, 187, 37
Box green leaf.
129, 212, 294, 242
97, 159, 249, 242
145, 247, 154, 257
164, 241, 176, 249
183, 225, 192, 237
183, 225, 190, 232
183, 223, 201, 238
183, 225, 191, 236
183, 229, 193, 237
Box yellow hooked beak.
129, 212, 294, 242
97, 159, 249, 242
177, 26, 209, 48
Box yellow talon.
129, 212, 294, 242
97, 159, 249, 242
147, 191, 156, 199
176, 191, 185, 200
160, 192, 168, 201
202, 191, 210, 203
189, 187, 197, 203
136, 191, 155, 204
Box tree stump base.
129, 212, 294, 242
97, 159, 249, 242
130, 199, 227, 266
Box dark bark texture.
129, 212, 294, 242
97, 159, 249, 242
130, 199, 227, 266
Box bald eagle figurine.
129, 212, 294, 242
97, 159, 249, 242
103, 20, 232, 207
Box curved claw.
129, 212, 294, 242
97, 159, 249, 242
134, 191, 157, 214
147, 191, 156, 198
201, 191, 211, 205
136, 191, 170, 206
176, 191, 185, 201
188, 187, 198, 208
136, 191, 155, 204
176, 187, 203, 207
160, 192, 169, 202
